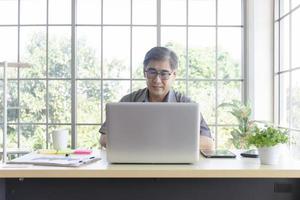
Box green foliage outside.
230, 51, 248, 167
1, 31, 241, 151
247, 126, 289, 148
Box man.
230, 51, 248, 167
99, 46, 214, 150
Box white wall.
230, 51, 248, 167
246, 0, 274, 122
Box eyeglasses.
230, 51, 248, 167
145, 68, 173, 80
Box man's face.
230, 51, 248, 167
144, 59, 176, 100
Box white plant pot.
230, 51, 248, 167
258, 144, 282, 165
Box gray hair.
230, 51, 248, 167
143, 47, 178, 72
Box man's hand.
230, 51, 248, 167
200, 135, 214, 151
100, 134, 107, 148
100, 134, 214, 150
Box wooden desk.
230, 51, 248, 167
0, 150, 300, 200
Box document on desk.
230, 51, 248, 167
7, 152, 101, 167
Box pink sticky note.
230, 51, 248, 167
74, 149, 92, 154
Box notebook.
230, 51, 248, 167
106, 102, 200, 163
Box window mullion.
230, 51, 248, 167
157, 0, 161, 46
71, 0, 77, 149
17, 0, 21, 149
186, 0, 189, 97
130, 0, 133, 93
46, 0, 49, 149
215, 0, 219, 149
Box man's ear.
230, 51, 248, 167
173, 70, 177, 78
143, 67, 147, 78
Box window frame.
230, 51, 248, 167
274, 0, 300, 146
0, 0, 245, 150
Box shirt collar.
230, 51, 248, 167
143, 88, 176, 102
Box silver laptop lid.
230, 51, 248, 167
106, 103, 200, 163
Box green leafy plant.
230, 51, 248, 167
219, 100, 256, 149
247, 126, 288, 148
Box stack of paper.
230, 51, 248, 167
7, 152, 101, 167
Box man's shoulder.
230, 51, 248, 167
172, 90, 192, 102
120, 88, 147, 102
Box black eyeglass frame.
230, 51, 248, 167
144, 67, 173, 80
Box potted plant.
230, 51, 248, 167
218, 100, 256, 149
246, 126, 289, 165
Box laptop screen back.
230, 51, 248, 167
106, 102, 200, 163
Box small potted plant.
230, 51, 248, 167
246, 126, 289, 165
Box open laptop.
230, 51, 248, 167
106, 102, 200, 163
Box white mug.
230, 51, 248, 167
51, 129, 68, 150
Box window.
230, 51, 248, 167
274, 0, 300, 157
0, 0, 244, 151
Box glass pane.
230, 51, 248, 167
103, 81, 130, 121
132, 27, 157, 79
279, 73, 290, 127
20, 125, 46, 150
292, 0, 300, 8
290, 130, 300, 159
0, 81, 3, 122
132, 80, 146, 92
7, 125, 18, 149
274, 22, 279, 73
209, 126, 216, 145
76, 27, 101, 78
189, 81, 215, 124
188, 27, 216, 79
48, 27, 71, 78
0, 127, 2, 152
161, 0, 186, 25
7, 81, 18, 123
103, 0, 130, 24
20, 27, 46, 78
218, 81, 242, 124
132, 0, 156, 25
274, 75, 280, 124
280, 0, 290, 17
291, 70, 300, 129
49, 0, 71, 24
20, 0, 46, 24
218, 0, 241, 25
173, 80, 186, 96
280, 17, 290, 71
77, 0, 101, 24
189, 0, 215, 25
292, 10, 300, 69
103, 27, 130, 78
217, 126, 237, 149
49, 80, 71, 123
20, 80, 46, 123
77, 80, 101, 124
77, 125, 100, 149
0, 0, 18, 24
48, 125, 71, 149
161, 27, 186, 79
218, 27, 242, 79
0, 27, 18, 66
275, 0, 279, 21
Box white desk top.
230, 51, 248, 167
1, 150, 300, 178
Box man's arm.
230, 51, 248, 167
199, 113, 214, 150
200, 135, 214, 150
101, 134, 214, 150
100, 134, 107, 148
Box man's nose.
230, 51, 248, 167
153, 74, 162, 83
